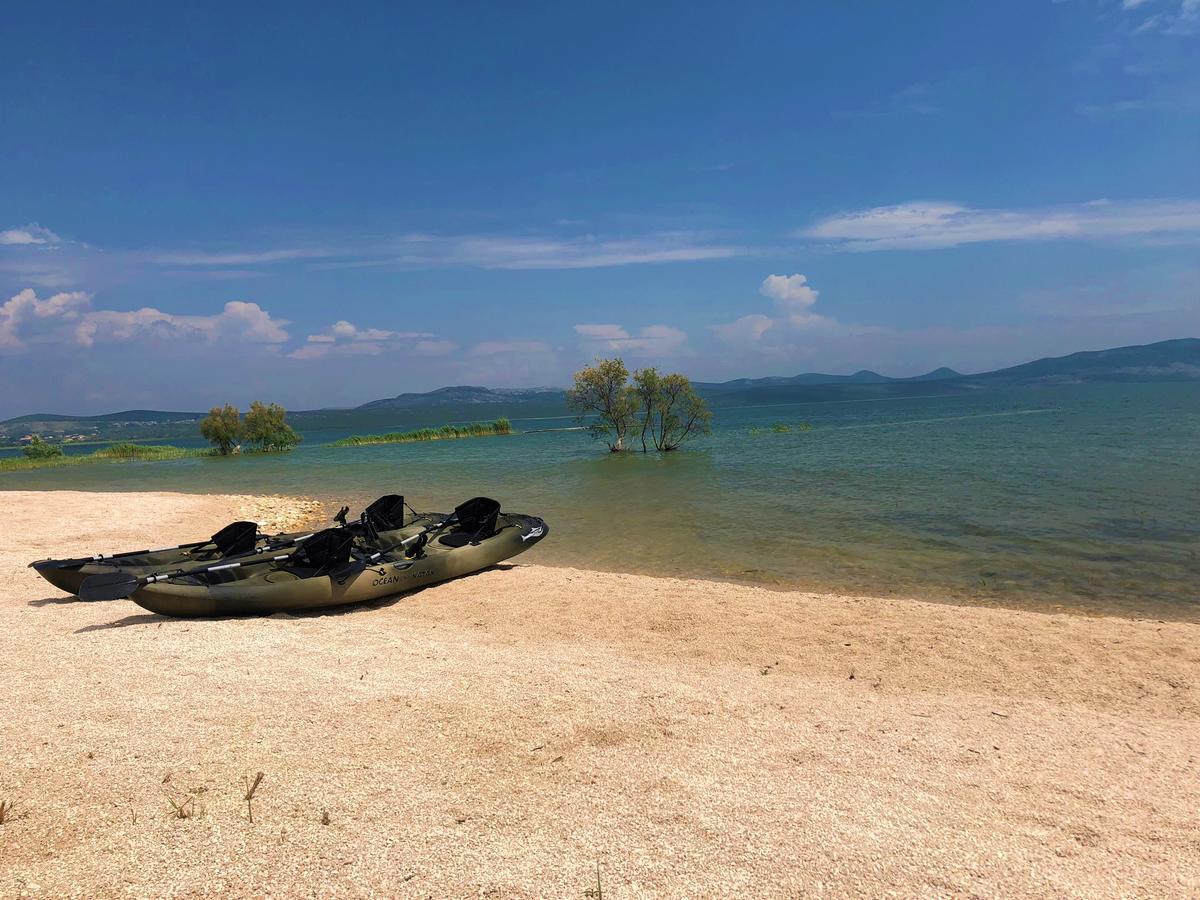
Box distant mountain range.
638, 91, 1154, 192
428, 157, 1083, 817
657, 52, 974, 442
3, 338, 1197, 440
693, 365, 963, 392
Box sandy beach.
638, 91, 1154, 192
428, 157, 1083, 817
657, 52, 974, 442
1, 490, 1197, 897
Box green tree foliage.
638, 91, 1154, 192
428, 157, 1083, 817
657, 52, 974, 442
631, 367, 663, 452
569, 358, 712, 453
636, 369, 712, 451
566, 358, 637, 452
243, 401, 301, 452
199, 404, 243, 455
22, 435, 63, 459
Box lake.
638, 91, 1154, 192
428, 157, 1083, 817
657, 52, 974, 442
4, 383, 1198, 619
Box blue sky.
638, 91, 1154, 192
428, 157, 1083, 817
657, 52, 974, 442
1, 0, 1198, 415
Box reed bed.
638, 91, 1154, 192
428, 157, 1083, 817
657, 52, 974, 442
331, 418, 513, 447
0, 443, 211, 472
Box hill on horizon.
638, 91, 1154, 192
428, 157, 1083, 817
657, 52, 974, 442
3, 338, 1197, 437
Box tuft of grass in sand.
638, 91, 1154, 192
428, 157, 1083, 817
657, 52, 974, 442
584, 864, 604, 899
166, 795, 197, 820
243, 772, 264, 823
330, 418, 513, 447
0, 799, 11, 825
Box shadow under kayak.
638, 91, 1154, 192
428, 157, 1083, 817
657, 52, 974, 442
128, 513, 549, 618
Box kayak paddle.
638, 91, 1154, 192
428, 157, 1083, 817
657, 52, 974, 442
77, 528, 357, 602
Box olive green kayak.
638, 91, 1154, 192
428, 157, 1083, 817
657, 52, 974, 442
29, 495, 427, 596
127, 510, 548, 618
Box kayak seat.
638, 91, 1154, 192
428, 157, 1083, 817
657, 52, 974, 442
295, 529, 355, 574
210, 521, 258, 557
363, 495, 406, 531
438, 497, 501, 547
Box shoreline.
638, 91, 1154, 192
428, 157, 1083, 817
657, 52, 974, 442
3, 490, 1198, 895
4, 486, 1194, 624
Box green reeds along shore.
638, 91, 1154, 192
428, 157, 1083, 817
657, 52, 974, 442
0, 443, 213, 472
748, 422, 815, 436
331, 418, 514, 447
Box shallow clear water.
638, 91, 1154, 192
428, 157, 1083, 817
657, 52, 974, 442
5, 384, 1198, 618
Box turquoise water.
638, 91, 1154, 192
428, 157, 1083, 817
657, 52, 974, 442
4, 384, 1198, 619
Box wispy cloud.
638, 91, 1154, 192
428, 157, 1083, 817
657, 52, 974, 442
323, 231, 744, 272
711, 313, 774, 345
0, 223, 62, 246
2, 224, 747, 290
305, 320, 422, 344
147, 247, 333, 267
470, 339, 552, 356
1122, 0, 1200, 35
802, 199, 1200, 251
574, 323, 689, 354
289, 319, 450, 360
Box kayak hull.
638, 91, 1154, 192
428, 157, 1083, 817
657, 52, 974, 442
130, 514, 548, 618
30, 563, 93, 596
29, 515, 444, 597
30, 536, 309, 596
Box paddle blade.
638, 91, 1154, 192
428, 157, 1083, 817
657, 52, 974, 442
78, 571, 141, 602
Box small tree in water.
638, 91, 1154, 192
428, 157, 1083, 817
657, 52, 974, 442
631, 366, 662, 452
569, 358, 711, 453
634, 368, 712, 451
199, 404, 242, 455
567, 358, 637, 452
22, 435, 64, 459
243, 401, 301, 452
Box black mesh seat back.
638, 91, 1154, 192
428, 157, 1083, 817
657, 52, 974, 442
210, 521, 258, 557
364, 495, 405, 531
454, 497, 500, 539
296, 529, 354, 573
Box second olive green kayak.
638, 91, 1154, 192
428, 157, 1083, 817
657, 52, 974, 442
29, 495, 427, 596
127, 511, 548, 618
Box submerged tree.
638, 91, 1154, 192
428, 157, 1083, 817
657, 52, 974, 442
243, 401, 301, 452
631, 366, 662, 453
566, 358, 637, 452
199, 404, 242, 455
633, 368, 712, 451
570, 357, 712, 453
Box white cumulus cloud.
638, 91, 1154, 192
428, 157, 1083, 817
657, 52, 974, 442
75, 300, 289, 347
712, 273, 838, 346
1, 291, 290, 351
760, 274, 819, 311
0, 289, 91, 348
